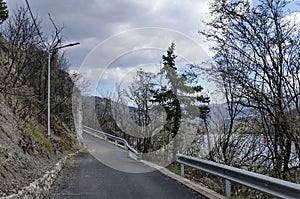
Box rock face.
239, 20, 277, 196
0, 96, 74, 197
0, 36, 81, 196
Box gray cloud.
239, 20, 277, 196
6, 0, 212, 95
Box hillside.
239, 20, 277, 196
0, 35, 81, 196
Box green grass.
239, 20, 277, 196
32, 131, 52, 150
26, 125, 52, 151
167, 165, 181, 176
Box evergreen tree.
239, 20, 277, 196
152, 42, 210, 156
0, 0, 8, 24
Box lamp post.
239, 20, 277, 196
47, 42, 80, 139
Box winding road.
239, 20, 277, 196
49, 132, 205, 199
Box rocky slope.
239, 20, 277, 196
0, 36, 81, 196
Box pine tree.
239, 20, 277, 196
152, 42, 210, 156
0, 0, 8, 24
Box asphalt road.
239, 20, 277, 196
49, 132, 205, 199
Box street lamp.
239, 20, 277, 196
47, 42, 80, 139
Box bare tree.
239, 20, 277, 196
201, 0, 300, 179
0, 5, 82, 136
123, 68, 157, 153
1, 7, 44, 95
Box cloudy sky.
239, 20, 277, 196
6, 0, 215, 97
5, 0, 300, 100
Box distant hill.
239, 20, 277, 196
82, 96, 128, 137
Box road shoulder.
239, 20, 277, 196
141, 160, 226, 199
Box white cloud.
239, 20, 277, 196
101, 64, 161, 84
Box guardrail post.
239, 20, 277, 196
225, 180, 231, 199
180, 163, 184, 177
137, 153, 142, 161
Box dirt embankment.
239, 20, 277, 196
0, 94, 81, 197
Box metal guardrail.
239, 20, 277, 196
177, 154, 300, 199
82, 125, 141, 160
82, 126, 300, 198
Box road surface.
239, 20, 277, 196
49, 132, 205, 199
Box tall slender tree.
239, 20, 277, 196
126, 68, 156, 153
152, 42, 210, 158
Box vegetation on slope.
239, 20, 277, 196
0, 5, 81, 196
